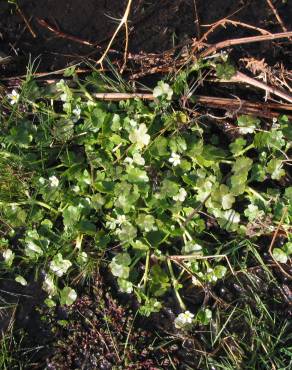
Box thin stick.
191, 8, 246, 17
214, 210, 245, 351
195, 95, 292, 111
92, 92, 154, 100
193, 0, 201, 38
199, 31, 292, 58
231, 71, 292, 103
168, 254, 235, 275
16, 6, 36, 38
37, 18, 99, 48
202, 19, 272, 37
90, 92, 292, 119
268, 207, 292, 280
120, 11, 130, 73
97, 0, 133, 66
194, 6, 245, 47
266, 0, 288, 33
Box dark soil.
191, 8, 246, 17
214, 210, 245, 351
1, 0, 291, 77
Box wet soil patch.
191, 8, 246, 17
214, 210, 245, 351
1, 0, 291, 77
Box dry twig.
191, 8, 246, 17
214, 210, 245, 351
193, 0, 201, 37
16, 6, 36, 38
230, 71, 292, 103
266, 0, 289, 33
199, 31, 292, 58
97, 0, 133, 68
268, 207, 292, 280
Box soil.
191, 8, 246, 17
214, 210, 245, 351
1, 0, 291, 77
0, 1, 292, 369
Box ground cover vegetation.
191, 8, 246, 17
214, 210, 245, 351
0, 0, 292, 369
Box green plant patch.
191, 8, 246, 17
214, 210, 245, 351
0, 65, 291, 330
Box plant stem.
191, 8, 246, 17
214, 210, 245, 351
167, 258, 186, 311
142, 251, 150, 290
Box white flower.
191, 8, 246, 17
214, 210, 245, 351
129, 119, 137, 127
60, 92, 68, 102
125, 153, 145, 166
106, 218, 118, 230
173, 188, 187, 202
42, 274, 56, 297
7, 89, 19, 105
106, 215, 127, 230
49, 175, 59, 188
39, 177, 45, 185
73, 106, 81, 121
72, 185, 80, 193
124, 157, 134, 165
238, 126, 255, 134
129, 124, 150, 149
153, 82, 173, 101
2, 249, 14, 265
169, 152, 181, 166
174, 311, 194, 329
116, 214, 127, 225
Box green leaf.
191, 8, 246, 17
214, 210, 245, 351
139, 298, 162, 317
63, 65, 76, 77
254, 130, 285, 150
50, 253, 72, 277
244, 204, 264, 221
15, 275, 27, 286
60, 287, 77, 306
169, 136, 187, 154
266, 159, 285, 180
114, 253, 131, 266
160, 179, 179, 197
117, 278, 133, 293
126, 166, 149, 183
250, 163, 266, 182
116, 223, 137, 243
182, 241, 202, 254
283, 242, 292, 256
196, 308, 212, 325
272, 248, 288, 263
63, 205, 82, 230
150, 136, 169, 157
52, 119, 74, 142
149, 265, 170, 297
216, 63, 236, 80
136, 214, 155, 232
132, 240, 149, 251
233, 157, 253, 174
8, 122, 35, 148
76, 220, 96, 234
208, 184, 235, 210
213, 265, 227, 279
229, 138, 247, 155
284, 187, 292, 203
237, 115, 260, 134
111, 263, 130, 279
